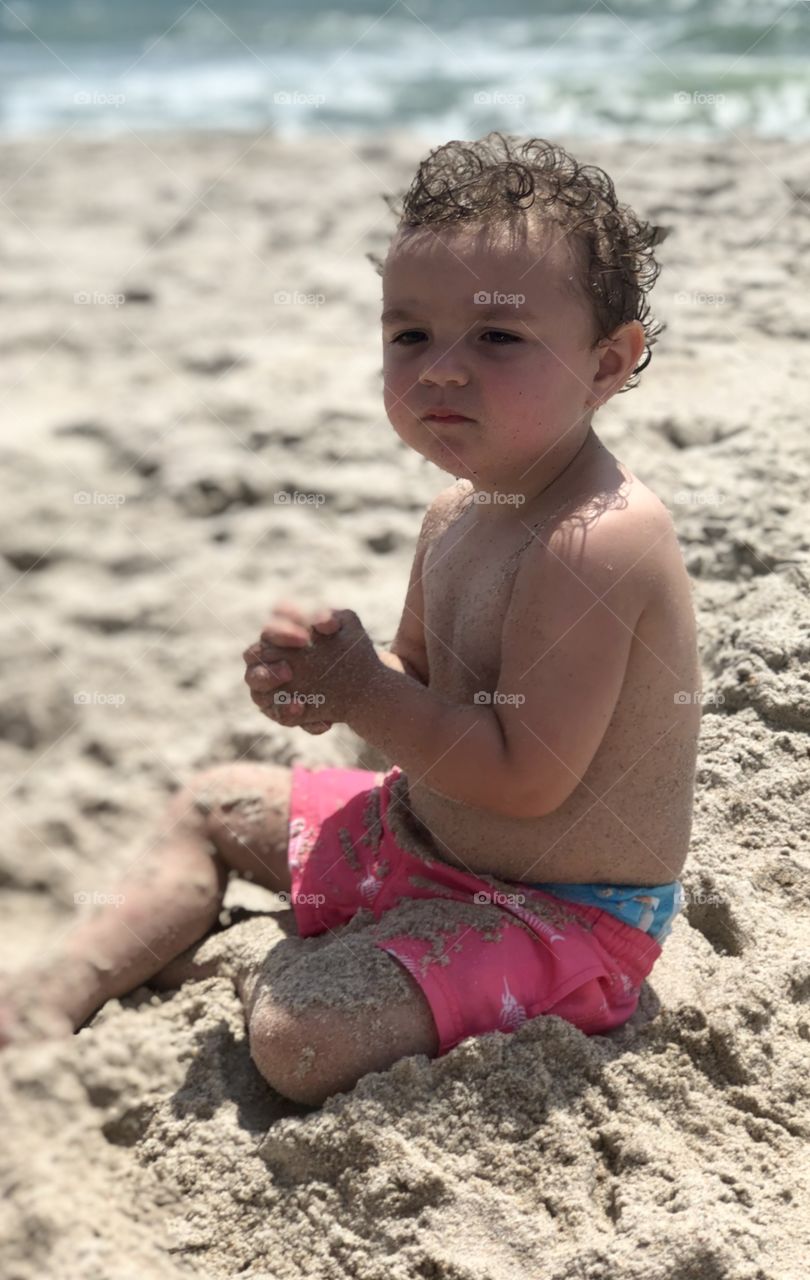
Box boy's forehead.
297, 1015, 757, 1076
383, 220, 581, 306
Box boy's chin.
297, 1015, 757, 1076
428, 455, 478, 483
390, 423, 485, 482
415, 436, 478, 479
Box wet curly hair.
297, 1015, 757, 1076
369, 131, 670, 393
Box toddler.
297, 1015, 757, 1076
1, 133, 700, 1106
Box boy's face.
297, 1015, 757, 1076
382, 219, 609, 496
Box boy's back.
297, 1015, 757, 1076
388, 446, 701, 886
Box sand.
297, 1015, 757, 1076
1, 128, 809, 1279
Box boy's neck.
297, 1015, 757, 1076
466, 425, 603, 514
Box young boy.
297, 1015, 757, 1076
1, 133, 700, 1106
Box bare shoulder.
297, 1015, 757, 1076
421, 479, 473, 539
410, 480, 474, 566
604, 470, 682, 579
524, 467, 680, 614
614, 465, 674, 524
592, 470, 676, 553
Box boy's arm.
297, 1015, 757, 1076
348, 500, 666, 816
347, 665, 509, 807
487, 501, 667, 816
375, 648, 425, 682
373, 482, 467, 687
372, 543, 430, 680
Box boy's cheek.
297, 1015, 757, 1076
382, 378, 407, 417
383, 390, 418, 438
387, 417, 439, 466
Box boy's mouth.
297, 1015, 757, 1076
423, 408, 474, 423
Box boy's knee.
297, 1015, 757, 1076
247, 1001, 355, 1107
158, 766, 228, 832
180, 763, 290, 830
182, 764, 243, 819
163, 764, 256, 842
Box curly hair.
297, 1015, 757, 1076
369, 132, 670, 392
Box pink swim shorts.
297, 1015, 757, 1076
287, 764, 663, 1056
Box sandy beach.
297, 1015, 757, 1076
1, 128, 809, 1279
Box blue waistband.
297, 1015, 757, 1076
526, 880, 684, 943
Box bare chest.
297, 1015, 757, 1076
422, 510, 528, 695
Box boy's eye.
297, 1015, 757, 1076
389, 329, 522, 345
481, 330, 522, 344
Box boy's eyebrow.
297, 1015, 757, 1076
381, 304, 538, 324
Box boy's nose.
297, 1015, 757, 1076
418, 346, 469, 387
419, 361, 468, 387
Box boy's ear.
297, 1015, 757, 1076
590, 320, 647, 405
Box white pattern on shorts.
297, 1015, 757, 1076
499, 978, 527, 1031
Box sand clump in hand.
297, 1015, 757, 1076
1, 131, 810, 1279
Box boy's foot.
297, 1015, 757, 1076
0, 913, 300, 1049
151, 910, 300, 993
0, 979, 76, 1048
0, 955, 109, 1049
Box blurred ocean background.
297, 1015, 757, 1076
0, 0, 808, 139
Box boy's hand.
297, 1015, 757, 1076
243, 601, 379, 729
243, 600, 335, 732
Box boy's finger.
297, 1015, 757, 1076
310, 609, 342, 636
260, 620, 310, 648
257, 640, 300, 665
272, 599, 309, 624
270, 700, 305, 726
269, 601, 314, 638
244, 662, 292, 688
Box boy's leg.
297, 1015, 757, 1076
0, 762, 295, 1043
237, 926, 439, 1107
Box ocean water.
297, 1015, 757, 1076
1, 0, 809, 139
